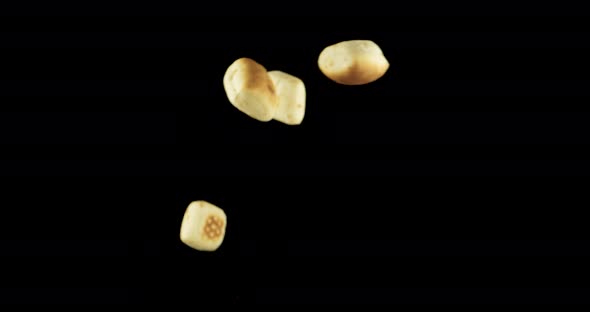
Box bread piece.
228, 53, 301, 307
267, 70, 306, 125
318, 40, 389, 85
180, 200, 227, 252
223, 57, 278, 121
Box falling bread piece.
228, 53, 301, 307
223, 57, 278, 122
180, 200, 227, 252
268, 70, 306, 125
318, 40, 389, 85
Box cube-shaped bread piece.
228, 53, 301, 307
180, 200, 227, 252
268, 70, 306, 125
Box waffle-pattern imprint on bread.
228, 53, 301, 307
180, 200, 227, 252
202, 214, 224, 241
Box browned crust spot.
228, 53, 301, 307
330, 61, 387, 85
202, 214, 225, 241
237, 58, 271, 90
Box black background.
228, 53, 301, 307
1, 10, 590, 304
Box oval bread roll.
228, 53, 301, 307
268, 70, 306, 125
180, 200, 227, 252
223, 57, 278, 121
318, 40, 389, 85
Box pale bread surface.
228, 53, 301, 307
268, 70, 306, 125
180, 200, 227, 252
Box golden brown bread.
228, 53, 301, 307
318, 40, 389, 85
223, 57, 278, 121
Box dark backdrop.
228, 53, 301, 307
1, 12, 589, 304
